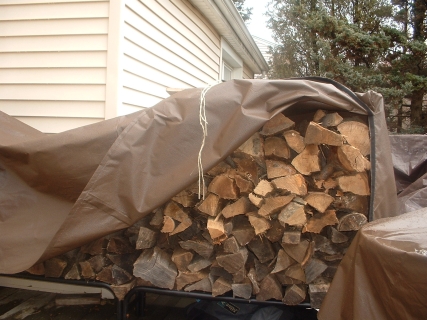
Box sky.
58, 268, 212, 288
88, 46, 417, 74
243, 0, 274, 42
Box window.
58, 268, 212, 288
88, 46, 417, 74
220, 38, 243, 81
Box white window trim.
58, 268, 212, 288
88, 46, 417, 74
220, 38, 243, 81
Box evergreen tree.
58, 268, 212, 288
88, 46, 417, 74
267, 0, 427, 132
232, 0, 253, 22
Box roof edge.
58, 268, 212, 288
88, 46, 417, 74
189, 0, 269, 74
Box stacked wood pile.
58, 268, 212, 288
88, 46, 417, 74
26, 110, 371, 308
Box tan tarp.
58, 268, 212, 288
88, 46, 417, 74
0, 79, 397, 276
317, 207, 427, 320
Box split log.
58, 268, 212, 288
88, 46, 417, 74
248, 192, 264, 207
305, 192, 334, 213
303, 210, 339, 233
282, 230, 301, 245
284, 264, 306, 283
313, 109, 327, 122
271, 249, 295, 273
207, 216, 225, 239
256, 274, 283, 301
176, 271, 208, 290
185, 277, 212, 292
304, 258, 328, 283
247, 236, 275, 264
173, 190, 198, 207
45, 258, 67, 278
133, 247, 177, 290
221, 197, 251, 219
237, 132, 264, 161
334, 193, 369, 215
247, 212, 271, 235
64, 264, 80, 280
161, 216, 176, 233
278, 202, 307, 228
232, 282, 253, 299
107, 236, 134, 254
233, 155, 261, 185
96, 265, 113, 284
111, 279, 136, 301
321, 112, 343, 127
258, 195, 294, 217
216, 249, 248, 274
150, 209, 164, 228
187, 255, 213, 273
305, 121, 343, 146
111, 265, 133, 286
337, 212, 368, 231
223, 236, 240, 253
247, 267, 260, 294
283, 130, 305, 153
179, 238, 214, 259
171, 248, 194, 271
282, 284, 306, 305
337, 121, 370, 156
80, 238, 105, 255
208, 174, 239, 199
79, 261, 95, 279
212, 277, 232, 297
253, 179, 274, 197
260, 113, 295, 136
291, 144, 321, 175
272, 174, 307, 196
337, 172, 370, 196
264, 136, 290, 159
135, 227, 157, 249
231, 216, 256, 246
282, 240, 310, 264
87, 255, 109, 273
234, 174, 254, 195
198, 193, 223, 217
163, 201, 192, 235
265, 219, 285, 243
337, 145, 370, 172
26, 263, 45, 276
328, 227, 349, 243
309, 280, 331, 309
266, 160, 296, 179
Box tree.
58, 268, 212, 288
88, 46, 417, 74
267, 0, 427, 133
232, 0, 253, 22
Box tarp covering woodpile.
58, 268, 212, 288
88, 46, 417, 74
3, 78, 422, 316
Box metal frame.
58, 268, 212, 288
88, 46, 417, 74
122, 286, 311, 319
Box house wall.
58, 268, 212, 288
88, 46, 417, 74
243, 64, 254, 79
0, 0, 109, 133
119, 0, 221, 116
0, 0, 253, 133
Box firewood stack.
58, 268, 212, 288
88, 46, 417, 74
28, 110, 371, 308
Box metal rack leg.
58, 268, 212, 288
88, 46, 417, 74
135, 291, 146, 317
116, 299, 124, 320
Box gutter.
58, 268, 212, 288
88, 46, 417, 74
189, 0, 269, 75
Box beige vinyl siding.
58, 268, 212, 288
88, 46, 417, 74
0, 0, 109, 133
120, 0, 221, 115
243, 64, 254, 79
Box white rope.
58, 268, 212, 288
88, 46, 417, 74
198, 83, 216, 199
